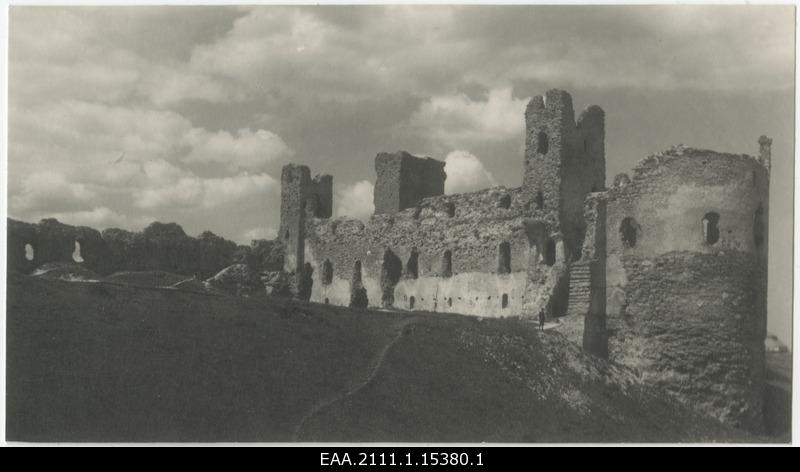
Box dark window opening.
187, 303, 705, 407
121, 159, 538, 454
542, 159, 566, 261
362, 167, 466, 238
298, 262, 314, 301
591, 185, 598, 192
285, 230, 290, 239
72, 241, 84, 263
381, 249, 403, 308
502, 294, 509, 308
537, 131, 549, 154
498, 242, 511, 274
24, 243, 34, 261
448, 297, 453, 308
324, 298, 329, 305
535, 191, 544, 210
350, 260, 368, 308
409, 296, 416, 309
620, 217, 638, 248
446, 202, 456, 218
499, 194, 511, 209
754, 204, 765, 248
442, 250, 453, 277
322, 259, 333, 285
702, 212, 720, 245
543, 239, 556, 266
406, 249, 419, 279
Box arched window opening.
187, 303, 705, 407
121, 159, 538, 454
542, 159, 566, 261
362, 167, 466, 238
537, 131, 549, 155
409, 296, 416, 309
381, 249, 403, 308
620, 217, 638, 249
446, 202, 456, 218
498, 242, 511, 274
543, 239, 556, 267
442, 250, 453, 278
24, 243, 34, 261
350, 260, 368, 308
447, 297, 453, 308
499, 194, 511, 209
535, 191, 544, 210
702, 212, 720, 245
502, 294, 509, 309
322, 259, 333, 285
72, 241, 84, 263
754, 204, 765, 248
406, 249, 419, 279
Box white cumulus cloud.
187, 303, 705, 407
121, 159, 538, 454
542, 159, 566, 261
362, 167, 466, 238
444, 150, 497, 194
335, 180, 374, 220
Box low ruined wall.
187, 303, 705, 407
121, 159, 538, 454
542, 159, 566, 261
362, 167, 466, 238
600, 146, 769, 431
304, 186, 566, 318
8, 218, 242, 278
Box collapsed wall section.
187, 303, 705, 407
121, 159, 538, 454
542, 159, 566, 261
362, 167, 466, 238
601, 145, 769, 431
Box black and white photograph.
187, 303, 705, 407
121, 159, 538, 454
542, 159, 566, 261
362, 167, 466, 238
1, 2, 795, 447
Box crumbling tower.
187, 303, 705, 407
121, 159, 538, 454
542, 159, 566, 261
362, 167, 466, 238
373, 151, 446, 215
523, 89, 605, 260
279, 164, 332, 296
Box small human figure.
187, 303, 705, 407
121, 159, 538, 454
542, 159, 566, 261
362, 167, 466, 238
538, 309, 546, 332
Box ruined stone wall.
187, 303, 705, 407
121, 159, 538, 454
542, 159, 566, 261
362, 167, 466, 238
523, 90, 605, 261
278, 165, 333, 275
304, 186, 567, 318
373, 151, 446, 215
600, 146, 769, 431
7, 218, 240, 278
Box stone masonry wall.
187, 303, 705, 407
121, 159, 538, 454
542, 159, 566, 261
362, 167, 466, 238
373, 151, 446, 215
600, 146, 769, 431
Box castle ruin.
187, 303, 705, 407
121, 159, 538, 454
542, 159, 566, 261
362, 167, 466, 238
280, 89, 770, 431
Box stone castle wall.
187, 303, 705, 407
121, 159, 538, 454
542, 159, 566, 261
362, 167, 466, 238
584, 145, 770, 430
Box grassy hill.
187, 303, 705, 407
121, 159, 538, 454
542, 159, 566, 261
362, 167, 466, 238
6, 272, 752, 443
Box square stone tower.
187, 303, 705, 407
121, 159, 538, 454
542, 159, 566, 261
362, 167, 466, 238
373, 151, 446, 215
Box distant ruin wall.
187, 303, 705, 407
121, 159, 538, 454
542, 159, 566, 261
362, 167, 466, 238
7, 218, 242, 278
602, 147, 769, 431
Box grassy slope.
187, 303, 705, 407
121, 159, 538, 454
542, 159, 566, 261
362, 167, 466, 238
6, 273, 750, 442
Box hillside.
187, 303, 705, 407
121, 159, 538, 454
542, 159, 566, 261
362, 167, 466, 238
6, 272, 752, 443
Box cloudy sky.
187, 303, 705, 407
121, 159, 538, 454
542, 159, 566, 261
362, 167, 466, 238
6, 5, 794, 342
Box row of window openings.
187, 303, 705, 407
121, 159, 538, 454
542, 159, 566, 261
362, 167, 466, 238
320, 240, 556, 286
620, 207, 765, 248
23, 241, 83, 263
405, 293, 510, 310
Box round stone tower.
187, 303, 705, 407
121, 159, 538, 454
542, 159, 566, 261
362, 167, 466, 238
601, 143, 769, 431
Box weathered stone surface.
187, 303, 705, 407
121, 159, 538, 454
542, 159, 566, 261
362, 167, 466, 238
373, 151, 446, 215
584, 145, 770, 431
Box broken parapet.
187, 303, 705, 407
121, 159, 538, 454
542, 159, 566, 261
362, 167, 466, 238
373, 151, 446, 215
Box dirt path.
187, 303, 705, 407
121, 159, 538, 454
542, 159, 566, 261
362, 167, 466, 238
292, 316, 417, 441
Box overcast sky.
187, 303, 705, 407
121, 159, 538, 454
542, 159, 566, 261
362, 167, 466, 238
6, 5, 794, 343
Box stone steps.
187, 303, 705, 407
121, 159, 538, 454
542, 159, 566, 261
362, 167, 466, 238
566, 262, 591, 317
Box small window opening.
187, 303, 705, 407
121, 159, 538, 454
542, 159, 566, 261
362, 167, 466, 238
702, 212, 720, 245
543, 239, 556, 266
442, 250, 453, 277
502, 294, 509, 309
535, 191, 544, 210
322, 259, 333, 285
409, 296, 416, 309
448, 297, 452, 308
406, 249, 419, 279
72, 241, 84, 263
620, 217, 638, 248
754, 204, 765, 248
498, 242, 511, 274
446, 202, 456, 218
499, 194, 511, 209
537, 131, 549, 155
324, 298, 330, 305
